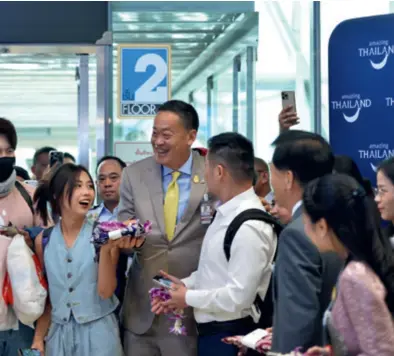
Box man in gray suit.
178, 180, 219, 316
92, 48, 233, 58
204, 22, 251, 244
118, 100, 209, 356
269, 130, 343, 353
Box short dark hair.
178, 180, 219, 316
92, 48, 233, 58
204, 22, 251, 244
0, 118, 17, 150
254, 157, 268, 171
304, 174, 394, 314
272, 130, 334, 187
15, 166, 31, 180
34, 163, 94, 225
96, 155, 126, 174
158, 100, 199, 132
208, 132, 255, 182
64, 152, 76, 163
33, 146, 56, 165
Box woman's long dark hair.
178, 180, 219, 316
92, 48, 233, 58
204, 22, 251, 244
334, 155, 374, 198
34, 163, 94, 225
303, 174, 394, 313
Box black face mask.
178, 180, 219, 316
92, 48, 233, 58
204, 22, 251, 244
0, 157, 15, 182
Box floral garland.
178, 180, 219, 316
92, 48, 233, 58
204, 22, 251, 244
149, 287, 186, 336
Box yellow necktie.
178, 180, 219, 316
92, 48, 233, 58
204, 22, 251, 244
164, 171, 181, 241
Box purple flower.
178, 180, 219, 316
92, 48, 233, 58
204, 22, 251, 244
149, 287, 187, 336
91, 219, 151, 248
99, 221, 126, 231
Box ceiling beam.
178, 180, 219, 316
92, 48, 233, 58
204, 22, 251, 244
112, 20, 236, 25
111, 1, 254, 13
172, 12, 258, 96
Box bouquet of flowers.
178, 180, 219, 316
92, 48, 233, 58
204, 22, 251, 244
149, 287, 186, 336
91, 220, 152, 248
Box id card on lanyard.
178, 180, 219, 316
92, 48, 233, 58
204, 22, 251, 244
200, 193, 214, 225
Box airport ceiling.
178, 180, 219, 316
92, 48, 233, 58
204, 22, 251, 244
0, 10, 244, 79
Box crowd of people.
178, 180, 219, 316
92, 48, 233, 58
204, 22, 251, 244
0, 99, 393, 356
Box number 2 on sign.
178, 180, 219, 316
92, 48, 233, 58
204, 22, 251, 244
135, 54, 168, 103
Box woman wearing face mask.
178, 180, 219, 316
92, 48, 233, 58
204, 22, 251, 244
375, 157, 394, 249
30, 163, 141, 356
0, 118, 42, 355
303, 174, 394, 356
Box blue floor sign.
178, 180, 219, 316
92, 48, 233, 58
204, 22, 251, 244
118, 44, 171, 119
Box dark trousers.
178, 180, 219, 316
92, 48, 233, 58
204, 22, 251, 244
197, 317, 256, 356
198, 331, 241, 356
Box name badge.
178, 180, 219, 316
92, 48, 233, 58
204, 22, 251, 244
200, 193, 214, 225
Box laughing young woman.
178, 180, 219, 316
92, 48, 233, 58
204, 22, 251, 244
30, 163, 141, 356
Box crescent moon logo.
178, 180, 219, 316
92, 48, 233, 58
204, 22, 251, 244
370, 163, 378, 172
343, 107, 361, 123
370, 53, 389, 70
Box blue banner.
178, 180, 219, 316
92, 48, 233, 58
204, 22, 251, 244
117, 44, 171, 119
329, 14, 394, 186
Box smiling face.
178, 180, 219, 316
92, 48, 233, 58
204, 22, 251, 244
61, 171, 95, 217
375, 170, 394, 222
151, 110, 196, 170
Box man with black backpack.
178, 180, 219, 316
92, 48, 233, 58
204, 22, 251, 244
151, 132, 279, 356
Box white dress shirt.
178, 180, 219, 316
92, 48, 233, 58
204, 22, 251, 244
182, 188, 277, 324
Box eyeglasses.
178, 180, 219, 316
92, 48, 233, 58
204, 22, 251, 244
374, 187, 388, 197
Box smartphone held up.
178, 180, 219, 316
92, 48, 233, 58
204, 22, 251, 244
280, 91, 299, 130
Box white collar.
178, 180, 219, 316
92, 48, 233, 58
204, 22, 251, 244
217, 187, 256, 217
292, 200, 302, 216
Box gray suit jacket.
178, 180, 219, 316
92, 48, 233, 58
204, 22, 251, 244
118, 151, 208, 335
271, 207, 343, 353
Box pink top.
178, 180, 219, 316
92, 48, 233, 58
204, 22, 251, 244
332, 261, 394, 356
0, 183, 41, 228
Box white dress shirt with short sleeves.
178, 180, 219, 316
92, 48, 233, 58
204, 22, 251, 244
182, 187, 277, 324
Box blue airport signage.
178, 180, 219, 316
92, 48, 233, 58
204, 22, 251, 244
329, 14, 394, 186
118, 44, 171, 119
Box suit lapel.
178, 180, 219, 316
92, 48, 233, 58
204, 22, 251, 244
173, 151, 206, 239
144, 161, 166, 236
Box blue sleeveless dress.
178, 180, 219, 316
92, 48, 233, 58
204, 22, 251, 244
44, 220, 123, 356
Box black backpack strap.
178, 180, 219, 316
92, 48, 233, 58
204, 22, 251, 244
223, 208, 283, 328
223, 208, 283, 261
15, 181, 34, 216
